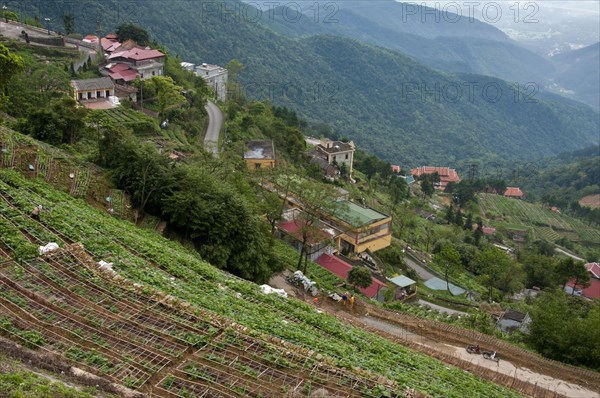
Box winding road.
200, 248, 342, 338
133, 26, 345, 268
204, 100, 223, 156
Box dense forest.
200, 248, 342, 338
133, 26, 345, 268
12, 0, 600, 168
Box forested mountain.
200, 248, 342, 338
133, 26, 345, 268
14, 0, 600, 166
522, 145, 600, 204
261, 3, 556, 84
550, 43, 600, 110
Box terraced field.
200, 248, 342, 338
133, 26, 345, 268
479, 194, 600, 245
0, 169, 521, 397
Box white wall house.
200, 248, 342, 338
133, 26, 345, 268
195, 63, 228, 101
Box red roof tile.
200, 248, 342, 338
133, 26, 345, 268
504, 187, 524, 197
108, 63, 131, 72
482, 227, 496, 235
586, 262, 600, 279
567, 278, 600, 300
277, 220, 333, 245
109, 68, 138, 82
410, 166, 461, 190
109, 48, 165, 61
316, 254, 387, 298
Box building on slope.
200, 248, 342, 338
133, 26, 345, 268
504, 187, 524, 198
316, 253, 387, 300
307, 138, 356, 180
195, 63, 228, 101
244, 140, 275, 170
565, 262, 600, 300
71, 77, 115, 103
325, 201, 392, 254
410, 166, 460, 191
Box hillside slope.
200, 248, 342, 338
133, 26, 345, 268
261, 4, 556, 84
14, 0, 600, 167
0, 141, 521, 397
550, 42, 600, 110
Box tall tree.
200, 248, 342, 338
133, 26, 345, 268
0, 44, 24, 103
116, 23, 149, 46
556, 258, 591, 294
290, 178, 344, 273
348, 266, 373, 291
476, 247, 514, 301
62, 12, 75, 35
434, 246, 461, 294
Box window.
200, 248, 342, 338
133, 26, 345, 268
140, 73, 144, 78
345, 154, 349, 160
152, 71, 155, 76
255, 163, 261, 169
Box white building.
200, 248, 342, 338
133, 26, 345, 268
180, 62, 195, 72
195, 63, 228, 101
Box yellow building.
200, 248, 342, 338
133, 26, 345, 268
244, 140, 275, 170
329, 201, 392, 254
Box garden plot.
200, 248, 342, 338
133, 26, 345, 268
479, 194, 599, 245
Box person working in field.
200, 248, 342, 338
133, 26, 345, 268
31, 205, 43, 221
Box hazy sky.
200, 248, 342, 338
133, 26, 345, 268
407, 0, 599, 17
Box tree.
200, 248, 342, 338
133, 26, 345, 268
388, 176, 408, 213
161, 165, 279, 283
290, 178, 344, 273
454, 209, 463, 227
445, 205, 454, 224
476, 247, 514, 301
62, 12, 75, 35
556, 258, 591, 294
348, 266, 373, 290
419, 174, 435, 197
522, 254, 558, 289
0, 44, 24, 103
529, 292, 600, 369
394, 204, 416, 241
463, 213, 473, 230
433, 246, 461, 294
116, 23, 150, 45
145, 76, 186, 117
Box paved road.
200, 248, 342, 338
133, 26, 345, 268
417, 299, 468, 315
0, 20, 55, 40
0, 20, 94, 72
404, 253, 435, 280
555, 248, 585, 262
204, 100, 222, 156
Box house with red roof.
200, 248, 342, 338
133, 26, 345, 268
567, 262, 600, 300
276, 217, 340, 261
504, 187, 524, 198
82, 34, 99, 44
107, 48, 165, 80
316, 254, 387, 299
410, 166, 460, 191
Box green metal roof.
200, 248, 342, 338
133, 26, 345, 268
336, 201, 389, 228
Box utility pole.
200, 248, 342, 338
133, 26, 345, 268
44, 17, 51, 35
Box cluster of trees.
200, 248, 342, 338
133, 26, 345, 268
432, 239, 522, 301
445, 178, 507, 207
226, 97, 307, 164
529, 292, 600, 369
98, 125, 283, 283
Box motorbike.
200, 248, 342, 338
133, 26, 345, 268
466, 345, 481, 354
482, 351, 499, 362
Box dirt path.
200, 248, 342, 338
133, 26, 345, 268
360, 316, 598, 398
268, 273, 600, 398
